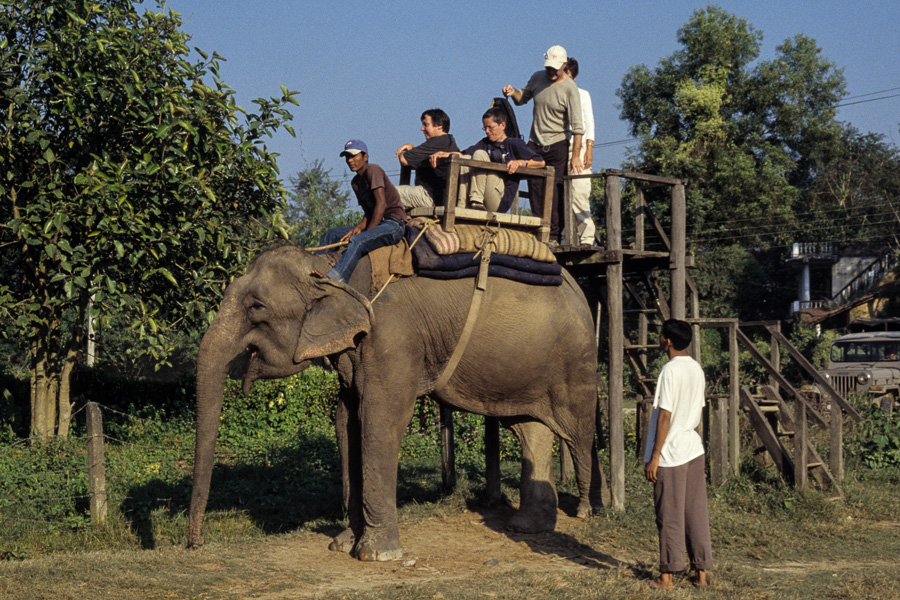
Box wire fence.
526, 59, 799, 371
0, 402, 200, 532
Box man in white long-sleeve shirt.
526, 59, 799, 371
563, 58, 597, 246
644, 319, 713, 590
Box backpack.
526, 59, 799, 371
490, 97, 522, 140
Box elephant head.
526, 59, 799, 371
188, 245, 374, 548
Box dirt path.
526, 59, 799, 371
7, 511, 899, 599
206, 507, 629, 599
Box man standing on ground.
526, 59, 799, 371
395, 108, 460, 209
644, 319, 713, 590
502, 45, 583, 245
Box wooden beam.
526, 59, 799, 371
605, 174, 625, 510
485, 417, 501, 503
670, 182, 686, 320
740, 386, 794, 484
440, 407, 456, 490
765, 327, 862, 422
735, 328, 827, 428
794, 388, 808, 490
603, 168, 685, 186
830, 410, 843, 484
728, 322, 740, 473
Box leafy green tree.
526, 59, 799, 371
805, 127, 900, 245
283, 160, 361, 248
618, 4, 846, 249
0, 0, 297, 439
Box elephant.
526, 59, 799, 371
189, 243, 606, 560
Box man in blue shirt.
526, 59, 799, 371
429, 107, 545, 213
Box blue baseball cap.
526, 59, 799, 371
340, 139, 368, 157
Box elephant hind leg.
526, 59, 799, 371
506, 419, 558, 533
568, 438, 610, 519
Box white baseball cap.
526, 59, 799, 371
544, 45, 567, 70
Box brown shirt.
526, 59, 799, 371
351, 163, 406, 223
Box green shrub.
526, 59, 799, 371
219, 366, 339, 447
847, 403, 900, 469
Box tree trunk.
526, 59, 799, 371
57, 344, 78, 438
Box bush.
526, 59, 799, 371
846, 402, 900, 469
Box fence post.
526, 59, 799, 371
728, 322, 740, 473
85, 402, 107, 524
605, 174, 625, 510
830, 408, 843, 484
440, 407, 456, 490
485, 417, 501, 502
794, 398, 808, 490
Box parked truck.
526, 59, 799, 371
820, 331, 900, 413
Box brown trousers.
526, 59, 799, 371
654, 454, 713, 572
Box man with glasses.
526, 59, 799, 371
429, 107, 545, 213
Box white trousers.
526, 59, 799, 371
566, 145, 596, 245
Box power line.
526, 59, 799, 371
842, 86, 900, 101
837, 93, 900, 108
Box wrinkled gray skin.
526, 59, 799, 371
189, 245, 606, 560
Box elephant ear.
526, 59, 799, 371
294, 279, 375, 363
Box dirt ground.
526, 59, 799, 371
6, 505, 900, 599
199, 505, 627, 599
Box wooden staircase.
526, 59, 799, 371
740, 384, 842, 495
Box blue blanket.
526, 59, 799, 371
406, 225, 562, 286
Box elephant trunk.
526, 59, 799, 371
188, 293, 245, 548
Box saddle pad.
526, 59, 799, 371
406, 217, 554, 262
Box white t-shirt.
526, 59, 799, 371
643, 355, 706, 467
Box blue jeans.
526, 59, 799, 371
321, 218, 405, 283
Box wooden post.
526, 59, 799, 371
484, 417, 501, 502
670, 182, 686, 320
794, 397, 808, 490
830, 408, 843, 484
562, 175, 575, 246
559, 440, 574, 482
709, 396, 728, 485
442, 157, 461, 233
85, 402, 107, 524
636, 291, 649, 459
539, 167, 555, 243
634, 186, 645, 252
440, 407, 456, 490
728, 322, 740, 473
605, 174, 625, 510
770, 323, 781, 394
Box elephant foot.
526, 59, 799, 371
576, 499, 593, 520
328, 527, 356, 553
354, 529, 403, 562
508, 507, 557, 533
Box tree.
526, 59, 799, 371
618, 4, 847, 249
0, 0, 298, 439
283, 160, 361, 248
805, 127, 900, 246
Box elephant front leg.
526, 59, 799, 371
330, 389, 363, 554
507, 419, 558, 533
354, 393, 416, 562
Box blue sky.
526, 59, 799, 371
160, 0, 900, 191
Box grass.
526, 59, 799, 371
2, 371, 900, 598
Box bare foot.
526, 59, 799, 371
693, 569, 708, 588
648, 573, 674, 590
310, 270, 326, 279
